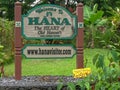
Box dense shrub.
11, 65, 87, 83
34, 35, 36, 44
0, 18, 14, 52
0, 18, 14, 66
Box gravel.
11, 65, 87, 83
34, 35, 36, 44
0, 76, 82, 90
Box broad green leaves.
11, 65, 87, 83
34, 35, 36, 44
92, 54, 105, 69
84, 4, 104, 25
0, 45, 4, 50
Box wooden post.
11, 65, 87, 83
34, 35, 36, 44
14, 1, 22, 80
76, 3, 84, 68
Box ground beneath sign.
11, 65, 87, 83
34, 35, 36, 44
0, 76, 82, 90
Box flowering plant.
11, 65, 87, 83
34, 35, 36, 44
73, 68, 91, 78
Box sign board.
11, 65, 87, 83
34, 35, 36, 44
22, 45, 76, 58
22, 4, 77, 39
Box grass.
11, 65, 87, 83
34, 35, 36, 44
4, 48, 110, 76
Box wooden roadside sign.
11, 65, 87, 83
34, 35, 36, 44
22, 4, 77, 39
14, 2, 84, 80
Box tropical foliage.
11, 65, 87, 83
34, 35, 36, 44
107, 7, 120, 52
0, 18, 14, 51
0, 18, 14, 73
57, 50, 120, 90
84, 4, 117, 48
0, 45, 13, 77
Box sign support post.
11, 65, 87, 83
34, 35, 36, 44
76, 3, 84, 68
14, 1, 22, 80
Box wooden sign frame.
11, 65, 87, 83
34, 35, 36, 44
14, 2, 84, 80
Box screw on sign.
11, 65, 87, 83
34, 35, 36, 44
78, 22, 84, 28
15, 21, 21, 27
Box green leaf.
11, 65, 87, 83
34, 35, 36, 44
95, 81, 103, 90
0, 59, 4, 64
57, 83, 63, 90
0, 45, 4, 50
89, 11, 104, 24
67, 82, 76, 90
92, 54, 99, 65
0, 53, 5, 57
96, 55, 105, 69
96, 19, 108, 26
109, 82, 120, 90
84, 5, 92, 20
111, 50, 119, 63
93, 4, 98, 13
84, 82, 90, 90
99, 40, 106, 43
76, 81, 86, 90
